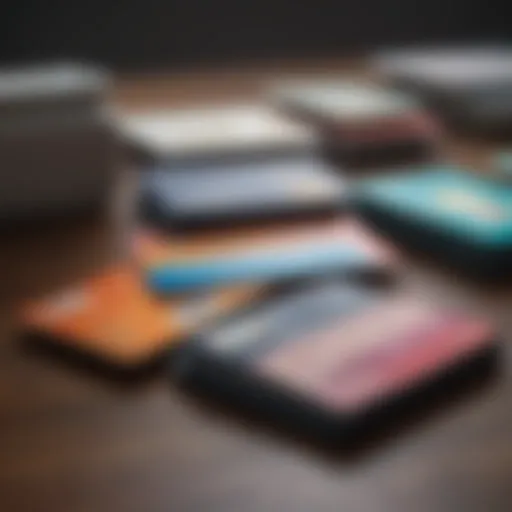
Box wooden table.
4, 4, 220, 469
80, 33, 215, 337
1, 63, 512, 512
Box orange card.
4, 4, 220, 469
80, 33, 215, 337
21, 263, 265, 367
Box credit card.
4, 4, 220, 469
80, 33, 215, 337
174, 281, 496, 435
272, 79, 436, 129
355, 166, 512, 277
21, 264, 266, 369
141, 156, 346, 230
271, 79, 438, 164
357, 166, 512, 243
134, 219, 397, 294
374, 47, 512, 133
119, 103, 316, 161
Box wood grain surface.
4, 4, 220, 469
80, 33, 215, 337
1, 62, 512, 512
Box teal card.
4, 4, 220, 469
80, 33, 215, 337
356, 166, 512, 248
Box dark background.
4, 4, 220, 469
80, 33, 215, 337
0, 0, 508, 70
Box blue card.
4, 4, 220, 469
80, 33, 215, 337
137, 220, 396, 294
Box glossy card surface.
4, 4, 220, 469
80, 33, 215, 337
134, 219, 396, 294
142, 156, 346, 228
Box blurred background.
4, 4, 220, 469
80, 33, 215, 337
1, 0, 508, 70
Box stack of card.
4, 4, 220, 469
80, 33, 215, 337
17, 77, 501, 443
270, 79, 440, 165
374, 46, 512, 135
20, 219, 395, 373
